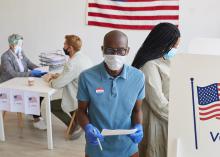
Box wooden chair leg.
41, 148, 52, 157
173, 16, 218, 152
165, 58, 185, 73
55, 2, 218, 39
65, 111, 76, 139
17, 112, 24, 128
3, 111, 6, 120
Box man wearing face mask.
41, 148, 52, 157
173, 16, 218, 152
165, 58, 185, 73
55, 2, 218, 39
77, 30, 145, 157
42, 35, 93, 139
0, 34, 47, 130
0, 34, 46, 83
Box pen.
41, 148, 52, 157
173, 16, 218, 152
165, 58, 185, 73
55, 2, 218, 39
93, 129, 103, 151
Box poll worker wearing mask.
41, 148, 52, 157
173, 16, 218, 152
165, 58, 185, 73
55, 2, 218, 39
0, 34, 47, 130
77, 30, 145, 157
132, 23, 181, 157
42, 35, 93, 139
0, 34, 46, 82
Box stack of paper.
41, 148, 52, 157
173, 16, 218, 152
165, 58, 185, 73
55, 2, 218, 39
39, 51, 66, 71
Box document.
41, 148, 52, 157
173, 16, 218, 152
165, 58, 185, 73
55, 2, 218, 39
101, 129, 137, 136
10, 89, 25, 113
34, 66, 49, 73
0, 88, 10, 111
24, 91, 40, 115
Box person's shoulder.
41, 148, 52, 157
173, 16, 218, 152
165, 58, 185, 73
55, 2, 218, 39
126, 64, 144, 78
141, 58, 161, 71
1, 49, 11, 59
79, 63, 103, 78
144, 58, 159, 66
76, 52, 93, 66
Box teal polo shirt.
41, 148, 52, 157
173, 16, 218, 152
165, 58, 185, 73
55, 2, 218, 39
77, 62, 145, 157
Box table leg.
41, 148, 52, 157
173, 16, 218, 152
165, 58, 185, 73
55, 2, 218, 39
46, 95, 53, 149
0, 111, 5, 141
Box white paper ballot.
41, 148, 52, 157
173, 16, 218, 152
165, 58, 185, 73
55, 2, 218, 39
0, 88, 10, 111
101, 129, 137, 136
34, 66, 49, 73
10, 89, 25, 113
24, 91, 40, 116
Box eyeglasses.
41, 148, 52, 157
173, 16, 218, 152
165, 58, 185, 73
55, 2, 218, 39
103, 47, 129, 56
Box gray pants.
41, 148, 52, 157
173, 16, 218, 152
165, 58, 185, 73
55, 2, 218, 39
51, 99, 74, 127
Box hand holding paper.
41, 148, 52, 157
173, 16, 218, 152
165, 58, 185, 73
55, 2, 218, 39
42, 73, 60, 82
31, 70, 47, 77
128, 124, 143, 144
84, 124, 104, 146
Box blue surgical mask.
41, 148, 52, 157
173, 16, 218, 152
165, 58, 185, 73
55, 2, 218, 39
15, 46, 22, 54
164, 48, 177, 60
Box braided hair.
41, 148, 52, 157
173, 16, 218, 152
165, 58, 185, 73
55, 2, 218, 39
132, 23, 180, 69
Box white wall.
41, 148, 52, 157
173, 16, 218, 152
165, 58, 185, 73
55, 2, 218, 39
0, 0, 220, 65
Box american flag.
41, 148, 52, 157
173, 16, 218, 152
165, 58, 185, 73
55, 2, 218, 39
0, 93, 7, 99
14, 95, 23, 101
87, 0, 179, 30
197, 83, 220, 121
28, 97, 38, 103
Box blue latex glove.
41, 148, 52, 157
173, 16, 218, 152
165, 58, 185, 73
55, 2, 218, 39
84, 123, 104, 145
31, 70, 47, 77
128, 124, 143, 144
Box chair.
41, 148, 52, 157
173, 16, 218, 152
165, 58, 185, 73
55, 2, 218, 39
3, 111, 24, 128
65, 111, 77, 139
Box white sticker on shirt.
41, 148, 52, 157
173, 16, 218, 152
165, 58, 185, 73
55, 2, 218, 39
96, 88, 104, 94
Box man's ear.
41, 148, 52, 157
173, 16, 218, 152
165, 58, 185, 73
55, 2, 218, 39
69, 46, 75, 52
10, 45, 15, 50
101, 46, 105, 55
126, 47, 130, 55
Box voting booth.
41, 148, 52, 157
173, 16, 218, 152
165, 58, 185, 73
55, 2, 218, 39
168, 53, 220, 157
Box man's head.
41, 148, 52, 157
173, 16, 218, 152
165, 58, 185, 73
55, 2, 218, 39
102, 30, 129, 55
8, 34, 23, 54
63, 35, 82, 57
102, 30, 129, 71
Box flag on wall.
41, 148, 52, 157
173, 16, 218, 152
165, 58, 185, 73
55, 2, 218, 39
87, 0, 179, 30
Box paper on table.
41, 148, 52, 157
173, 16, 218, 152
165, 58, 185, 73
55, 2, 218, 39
0, 88, 10, 111
24, 91, 40, 116
101, 129, 137, 136
10, 89, 25, 113
34, 66, 49, 73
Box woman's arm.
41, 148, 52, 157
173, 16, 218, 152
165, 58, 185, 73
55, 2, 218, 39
142, 62, 168, 122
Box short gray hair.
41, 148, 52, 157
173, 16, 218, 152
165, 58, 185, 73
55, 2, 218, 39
8, 34, 23, 46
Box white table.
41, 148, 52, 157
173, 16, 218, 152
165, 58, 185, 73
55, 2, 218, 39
0, 77, 57, 149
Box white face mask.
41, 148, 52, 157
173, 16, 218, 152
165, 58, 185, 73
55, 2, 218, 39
103, 54, 126, 71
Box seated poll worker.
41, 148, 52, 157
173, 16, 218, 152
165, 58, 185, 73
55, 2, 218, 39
43, 35, 93, 139
77, 30, 145, 157
0, 34, 47, 130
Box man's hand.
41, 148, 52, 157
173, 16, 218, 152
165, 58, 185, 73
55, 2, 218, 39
84, 123, 104, 145
128, 124, 143, 144
42, 73, 53, 82
51, 73, 60, 79
42, 73, 60, 82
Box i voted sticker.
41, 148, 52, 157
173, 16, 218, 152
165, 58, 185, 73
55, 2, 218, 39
96, 88, 104, 94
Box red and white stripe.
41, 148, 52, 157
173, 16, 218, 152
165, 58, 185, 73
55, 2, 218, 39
87, 0, 179, 30
96, 88, 104, 94
199, 84, 220, 121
